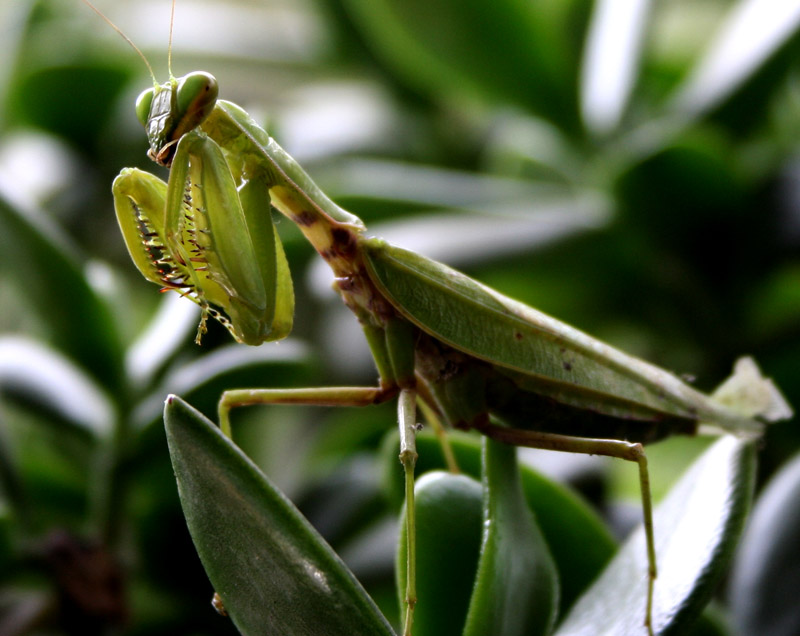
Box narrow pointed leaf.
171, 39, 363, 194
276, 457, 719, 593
670, 0, 800, 117
135, 339, 313, 429
556, 436, 755, 636
125, 293, 200, 387
340, 0, 583, 128
0, 336, 113, 438
0, 191, 122, 389
581, 0, 652, 135
463, 438, 559, 636
164, 396, 395, 636
729, 450, 800, 636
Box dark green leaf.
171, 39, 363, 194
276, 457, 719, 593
124, 294, 200, 388
669, 1, 800, 122
0, 408, 26, 530
135, 340, 314, 429
163, 395, 395, 636
0, 191, 122, 390
340, 0, 586, 130
0, 501, 10, 572
729, 449, 800, 636
580, 0, 652, 135
0, 336, 112, 438
381, 430, 616, 613
555, 435, 755, 636
10, 65, 131, 149
463, 438, 558, 636
687, 606, 730, 636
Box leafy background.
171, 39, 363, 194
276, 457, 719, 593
1, 0, 799, 634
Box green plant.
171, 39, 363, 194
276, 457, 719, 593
1, 1, 799, 634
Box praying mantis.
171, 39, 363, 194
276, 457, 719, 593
88, 1, 792, 634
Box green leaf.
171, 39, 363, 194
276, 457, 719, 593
687, 606, 730, 636
0, 336, 113, 438
728, 449, 800, 636
135, 339, 314, 430
0, 191, 122, 390
163, 396, 395, 636
125, 294, 200, 388
10, 65, 131, 148
555, 435, 755, 636
396, 471, 484, 636
0, 408, 26, 530
463, 438, 559, 636
580, 0, 652, 135
669, 0, 800, 120
381, 430, 615, 613
340, 0, 585, 130
0, 499, 10, 572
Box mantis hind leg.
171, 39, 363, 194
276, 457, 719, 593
475, 422, 656, 636
217, 384, 421, 636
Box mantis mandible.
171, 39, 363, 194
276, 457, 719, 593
88, 1, 792, 634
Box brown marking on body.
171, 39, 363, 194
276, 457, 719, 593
415, 333, 471, 383
366, 289, 397, 323
293, 210, 316, 226
331, 227, 357, 256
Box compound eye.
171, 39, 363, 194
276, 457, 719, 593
175, 72, 219, 129
135, 88, 155, 127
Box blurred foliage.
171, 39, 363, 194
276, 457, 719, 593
0, 0, 799, 634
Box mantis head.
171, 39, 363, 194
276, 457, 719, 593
112, 72, 295, 346
90, 1, 294, 346
135, 72, 219, 167
80, 1, 218, 167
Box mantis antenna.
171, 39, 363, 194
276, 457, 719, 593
167, 0, 176, 78
81, 0, 159, 86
